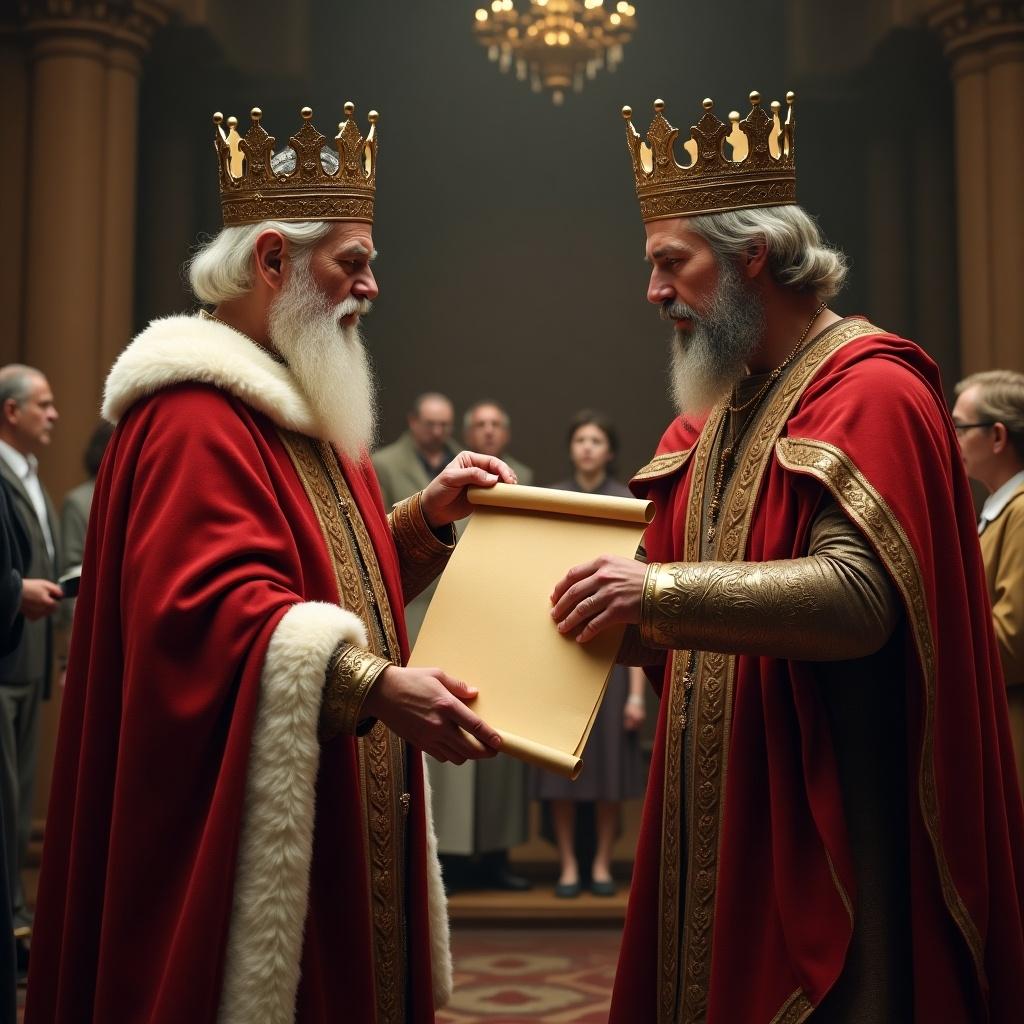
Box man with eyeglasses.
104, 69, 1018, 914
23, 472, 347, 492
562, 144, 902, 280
953, 370, 1024, 790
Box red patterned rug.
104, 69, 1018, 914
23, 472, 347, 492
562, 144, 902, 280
437, 928, 620, 1023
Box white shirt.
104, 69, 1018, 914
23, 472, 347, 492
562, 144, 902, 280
0, 439, 55, 561
978, 468, 1024, 535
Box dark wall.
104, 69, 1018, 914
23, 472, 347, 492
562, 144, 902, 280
134, 1, 957, 482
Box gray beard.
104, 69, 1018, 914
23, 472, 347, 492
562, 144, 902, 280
666, 258, 764, 416
268, 262, 378, 459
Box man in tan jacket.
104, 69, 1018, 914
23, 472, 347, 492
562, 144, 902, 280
953, 369, 1024, 789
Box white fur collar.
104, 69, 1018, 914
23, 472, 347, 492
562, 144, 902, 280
102, 313, 325, 437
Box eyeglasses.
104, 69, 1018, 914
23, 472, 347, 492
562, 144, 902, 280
953, 421, 995, 436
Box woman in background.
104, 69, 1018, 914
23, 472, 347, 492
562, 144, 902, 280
538, 410, 648, 897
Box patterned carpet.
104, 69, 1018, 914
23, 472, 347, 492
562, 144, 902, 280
437, 927, 620, 1023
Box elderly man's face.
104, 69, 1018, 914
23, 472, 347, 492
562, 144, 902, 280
465, 405, 509, 458
645, 219, 721, 334
952, 385, 998, 490
409, 398, 454, 456
4, 374, 58, 454
304, 222, 379, 328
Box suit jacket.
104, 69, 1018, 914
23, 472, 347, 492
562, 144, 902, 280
0, 457, 59, 689
1, 479, 29, 656
60, 478, 96, 573
980, 480, 1024, 793
371, 431, 458, 511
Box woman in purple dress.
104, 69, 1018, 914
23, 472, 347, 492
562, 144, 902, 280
538, 410, 649, 896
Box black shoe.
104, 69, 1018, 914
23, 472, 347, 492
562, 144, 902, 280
481, 867, 532, 891
554, 881, 581, 898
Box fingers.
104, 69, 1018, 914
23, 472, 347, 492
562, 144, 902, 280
445, 698, 502, 751
550, 571, 603, 626
550, 558, 602, 607
437, 672, 479, 702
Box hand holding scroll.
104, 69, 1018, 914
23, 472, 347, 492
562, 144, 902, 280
420, 451, 518, 527
550, 554, 647, 643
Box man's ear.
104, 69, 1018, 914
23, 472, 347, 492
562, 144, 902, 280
1, 398, 19, 428
253, 230, 288, 292
741, 237, 769, 279
992, 422, 1009, 455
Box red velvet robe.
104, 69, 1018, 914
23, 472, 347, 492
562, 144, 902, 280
27, 373, 439, 1022
614, 322, 1024, 1022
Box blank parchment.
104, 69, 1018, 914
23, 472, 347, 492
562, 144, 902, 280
409, 483, 654, 779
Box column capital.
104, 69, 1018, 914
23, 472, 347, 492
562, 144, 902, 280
927, 1, 1024, 67
19, 1, 170, 61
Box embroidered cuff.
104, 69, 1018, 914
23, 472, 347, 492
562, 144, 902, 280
389, 491, 456, 602
319, 642, 392, 742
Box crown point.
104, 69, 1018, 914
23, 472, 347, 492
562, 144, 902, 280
729, 110, 740, 122
368, 109, 379, 124
771, 100, 781, 113
786, 90, 795, 104
213, 111, 223, 125
344, 101, 355, 117
621, 105, 633, 120
702, 97, 713, 111
653, 98, 665, 113
250, 107, 262, 122
301, 106, 313, 120
227, 116, 238, 129
749, 91, 761, 105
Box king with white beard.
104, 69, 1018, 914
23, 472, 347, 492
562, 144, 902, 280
27, 105, 513, 1024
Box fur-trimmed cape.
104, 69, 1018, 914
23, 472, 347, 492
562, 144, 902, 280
28, 314, 451, 1023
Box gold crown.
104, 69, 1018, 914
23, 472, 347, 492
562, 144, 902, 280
622, 91, 795, 222
213, 103, 378, 227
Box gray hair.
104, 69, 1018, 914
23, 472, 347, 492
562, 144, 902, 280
463, 400, 510, 431
688, 205, 848, 301
955, 369, 1024, 460
410, 392, 453, 419
186, 220, 333, 304
0, 364, 44, 408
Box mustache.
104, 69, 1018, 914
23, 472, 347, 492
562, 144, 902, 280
333, 296, 373, 319
660, 300, 701, 322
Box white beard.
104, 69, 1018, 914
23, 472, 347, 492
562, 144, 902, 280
666, 257, 764, 416
268, 261, 377, 459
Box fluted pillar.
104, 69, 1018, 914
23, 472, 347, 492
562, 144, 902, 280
929, 1, 1024, 374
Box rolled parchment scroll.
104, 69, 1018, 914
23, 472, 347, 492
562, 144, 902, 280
409, 482, 654, 779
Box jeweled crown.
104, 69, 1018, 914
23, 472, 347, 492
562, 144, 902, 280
213, 103, 378, 227
622, 91, 795, 222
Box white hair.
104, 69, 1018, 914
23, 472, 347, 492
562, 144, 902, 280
187, 221, 333, 304
689, 205, 848, 301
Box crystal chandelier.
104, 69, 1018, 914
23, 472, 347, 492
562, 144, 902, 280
473, 0, 638, 106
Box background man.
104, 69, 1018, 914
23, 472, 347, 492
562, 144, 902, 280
953, 370, 1024, 789
0, 365, 61, 949
27, 104, 509, 1023
462, 400, 534, 485
552, 92, 1024, 1021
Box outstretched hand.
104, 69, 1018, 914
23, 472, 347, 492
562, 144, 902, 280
420, 451, 518, 527
550, 554, 647, 643
362, 664, 502, 764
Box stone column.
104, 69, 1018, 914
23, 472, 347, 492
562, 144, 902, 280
17, 0, 167, 834
20, 1, 168, 505
929, 1, 1024, 374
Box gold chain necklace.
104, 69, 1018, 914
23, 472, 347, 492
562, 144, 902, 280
199, 308, 288, 365
705, 301, 827, 544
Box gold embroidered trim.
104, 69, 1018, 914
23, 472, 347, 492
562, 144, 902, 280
277, 430, 409, 1024
632, 447, 695, 482
769, 988, 815, 1024
640, 561, 663, 648
658, 318, 880, 1023
389, 491, 455, 603
320, 642, 391, 741
775, 434, 988, 996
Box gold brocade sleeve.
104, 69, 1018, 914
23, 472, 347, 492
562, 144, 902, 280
388, 491, 456, 603
640, 499, 901, 660
318, 642, 392, 742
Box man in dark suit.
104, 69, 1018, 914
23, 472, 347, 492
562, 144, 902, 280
0, 365, 62, 940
